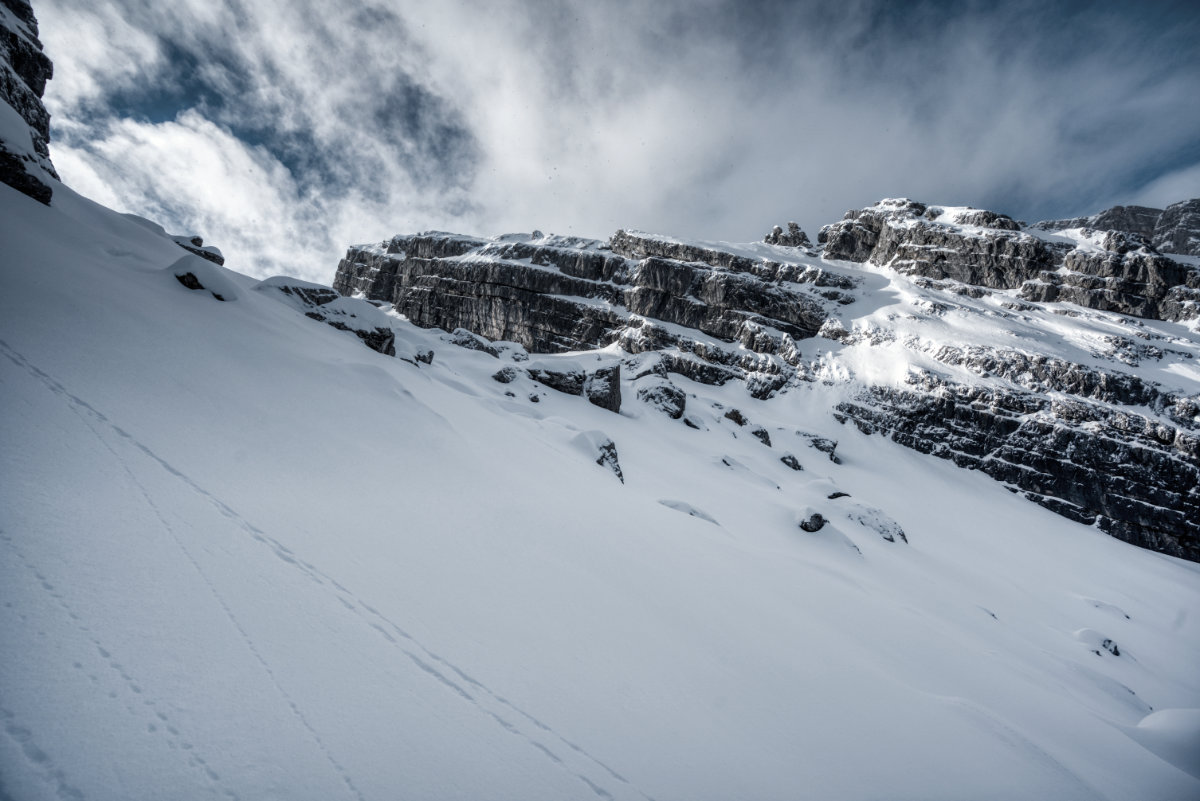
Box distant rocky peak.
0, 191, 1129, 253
1033, 198, 1200, 258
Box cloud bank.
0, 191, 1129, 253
39, 0, 1200, 283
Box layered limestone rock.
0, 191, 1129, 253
0, 0, 56, 203
835, 375, 1200, 562
332, 199, 1200, 562
1019, 243, 1200, 322
819, 199, 1056, 289
335, 228, 847, 398
821, 198, 1200, 323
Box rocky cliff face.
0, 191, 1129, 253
334, 199, 1200, 563
0, 0, 56, 203
334, 229, 853, 399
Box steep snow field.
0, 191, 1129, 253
2, 180, 1199, 800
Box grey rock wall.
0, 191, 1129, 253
0, 0, 56, 204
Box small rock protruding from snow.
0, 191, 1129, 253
797, 431, 841, 463
840, 501, 908, 543
780, 454, 803, 471
1074, 628, 1122, 657
170, 234, 225, 265
571, 431, 624, 483
799, 512, 827, 532
492, 366, 520, 384
171, 255, 240, 303
724, 408, 748, 426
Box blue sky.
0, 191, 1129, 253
37, 0, 1200, 282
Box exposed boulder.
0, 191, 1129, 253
636, 380, 686, 419
492, 365, 520, 384
799, 513, 827, 532
525, 361, 622, 413
527, 363, 586, 395
584, 365, 622, 413
780, 454, 803, 471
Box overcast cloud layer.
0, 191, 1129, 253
38, 0, 1200, 283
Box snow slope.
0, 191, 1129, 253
3, 179, 1200, 800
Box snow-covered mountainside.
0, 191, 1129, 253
3, 3, 1200, 799
335, 199, 1200, 563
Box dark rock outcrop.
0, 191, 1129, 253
524, 362, 622, 413
0, 0, 56, 203
835, 377, 1200, 562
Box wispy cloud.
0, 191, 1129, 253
38, 0, 1200, 282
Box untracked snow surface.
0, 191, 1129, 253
2, 179, 1200, 800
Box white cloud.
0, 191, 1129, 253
36, 0, 1200, 283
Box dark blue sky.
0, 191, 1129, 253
37, 0, 1200, 281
